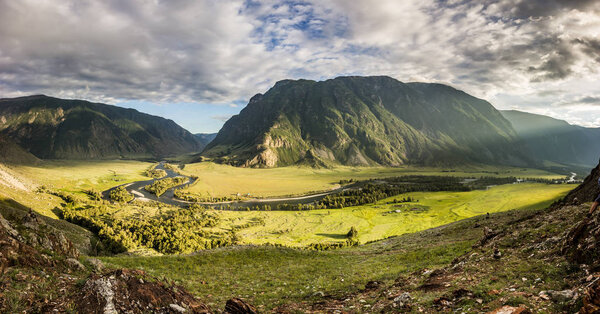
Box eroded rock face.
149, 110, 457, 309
562, 214, 600, 269
581, 276, 600, 314
224, 298, 258, 314
21, 210, 79, 258
77, 269, 211, 314
0, 212, 55, 273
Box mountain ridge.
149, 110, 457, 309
0, 95, 203, 160
501, 109, 600, 168
200, 76, 532, 168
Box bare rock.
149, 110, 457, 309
224, 298, 258, 314
474, 227, 498, 248
0, 211, 21, 240
87, 257, 105, 272
581, 276, 600, 314
392, 292, 412, 309
546, 289, 575, 303
66, 258, 86, 271
487, 305, 531, 314
77, 269, 210, 313
493, 248, 502, 259
562, 213, 600, 268
170, 303, 187, 313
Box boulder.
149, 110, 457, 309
392, 292, 412, 308
86, 257, 105, 272
66, 258, 86, 271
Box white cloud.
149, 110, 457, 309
0, 0, 600, 127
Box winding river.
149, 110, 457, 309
103, 162, 356, 209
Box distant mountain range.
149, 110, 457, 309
194, 133, 217, 148
0, 95, 202, 159
200, 76, 532, 167
1, 78, 599, 171
501, 110, 600, 168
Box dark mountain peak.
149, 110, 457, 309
201, 76, 530, 168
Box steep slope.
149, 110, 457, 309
501, 110, 600, 168
201, 76, 530, 167
0, 134, 39, 164
0, 95, 202, 159
194, 133, 217, 150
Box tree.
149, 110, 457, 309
347, 226, 358, 239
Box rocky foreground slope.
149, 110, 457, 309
0, 207, 257, 313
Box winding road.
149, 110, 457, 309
103, 162, 357, 209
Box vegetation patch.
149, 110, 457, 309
144, 177, 187, 196
109, 186, 134, 203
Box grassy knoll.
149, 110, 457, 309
180, 162, 565, 198
212, 183, 573, 246
12, 160, 151, 193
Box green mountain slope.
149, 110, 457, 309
201, 76, 531, 167
0, 133, 39, 164
501, 110, 600, 168
0, 95, 202, 159
194, 133, 217, 150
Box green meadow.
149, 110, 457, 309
180, 162, 564, 198
213, 183, 573, 246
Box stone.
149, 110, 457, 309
547, 289, 575, 303
169, 304, 186, 313
393, 292, 412, 308
66, 258, 86, 271
86, 257, 104, 272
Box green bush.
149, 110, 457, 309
109, 186, 134, 203
144, 177, 187, 196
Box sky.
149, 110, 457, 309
1, 0, 600, 133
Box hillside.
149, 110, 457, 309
0, 134, 39, 164
501, 110, 600, 168
194, 133, 217, 149
200, 76, 531, 168
0, 95, 202, 159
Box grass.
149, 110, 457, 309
211, 183, 573, 246
181, 162, 565, 198
101, 203, 579, 311
11, 160, 152, 193
101, 229, 475, 310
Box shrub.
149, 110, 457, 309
109, 186, 134, 203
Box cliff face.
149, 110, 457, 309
201, 76, 531, 168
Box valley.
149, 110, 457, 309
0, 80, 597, 313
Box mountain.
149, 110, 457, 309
0, 95, 202, 159
194, 133, 217, 149
200, 76, 531, 168
501, 110, 600, 168
0, 133, 40, 164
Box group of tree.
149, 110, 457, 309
109, 186, 134, 202
59, 202, 239, 254
144, 176, 187, 196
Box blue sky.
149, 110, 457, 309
1, 0, 600, 132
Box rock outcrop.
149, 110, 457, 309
77, 269, 211, 313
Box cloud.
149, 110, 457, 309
210, 114, 234, 122
0, 0, 600, 127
